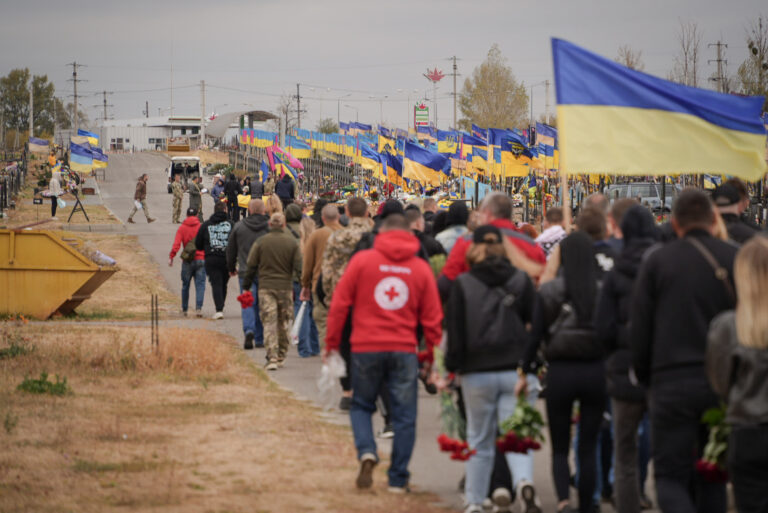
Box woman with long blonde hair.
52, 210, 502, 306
266, 194, 283, 216
707, 236, 768, 513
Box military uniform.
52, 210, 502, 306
264, 176, 276, 196
171, 180, 183, 223
320, 217, 374, 301
188, 180, 203, 222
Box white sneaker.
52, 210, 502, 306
212, 311, 223, 320
491, 487, 512, 512
516, 480, 542, 513
265, 361, 278, 371
464, 505, 483, 513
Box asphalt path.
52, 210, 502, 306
98, 153, 600, 512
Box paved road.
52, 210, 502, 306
97, 153, 580, 512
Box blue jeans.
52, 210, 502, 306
239, 276, 263, 346
292, 281, 319, 357
462, 371, 541, 506
349, 352, 418, 488
181, 260, 206, 312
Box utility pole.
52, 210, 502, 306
28, 80, 33, 138
447, 56, 461, 129
67, 61, 85, 133
296, 83, 302, 129
544, 80, 550, 125
95, 90, 114, 124
708, 41, 728, 93
200, 80, 206, 146
144, 100, 149, 118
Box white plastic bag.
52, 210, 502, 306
133, 200, 143, 210
56, 197, 66, 208
317, 351, 347, 411
290, 301, 307, 346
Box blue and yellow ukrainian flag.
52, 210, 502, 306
437, 130, 459, 155
472, 124, 487, 141
91, 146, 108, 168
286, 135, 311, 159
77, 129, 99, 147
403, 141, 448, 186
553, 38, 767, 179
69, 141, 93, 174
378, 134, 396, 154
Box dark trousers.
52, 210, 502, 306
728, 424, 768, 513
649, 377, 726, 513
545, 360, 606, 513
204, 262, 229, 312
51, 196, 57, 216
227, 200, 240, 222
612, 398, 647, 513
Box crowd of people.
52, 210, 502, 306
161, 169, 767, 513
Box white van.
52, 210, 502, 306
167, 156, 201, 193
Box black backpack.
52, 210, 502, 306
461, 273, 529, 352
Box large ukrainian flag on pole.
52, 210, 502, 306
553, 38, 767, 180
403, 141, 448, 187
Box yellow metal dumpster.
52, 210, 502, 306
0, 229, 117, 319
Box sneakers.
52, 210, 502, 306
339, 396, 352, 411
491, 487, 512, 512
244, 333, 254, 350
517, 480, 542, 513
195, 309, 203, 318
265, 361, 278, 371
147, 218, 156, 223
378, 424, 394, 439
127, 217, 135, 224
387, 485, 410, 494
356, 454, 377, 489
277, 359, 285, 368
463, 505, 483, 513
212, 311, 223, 320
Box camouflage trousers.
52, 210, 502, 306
258, 288, 293, 363
172, 197, 182, 223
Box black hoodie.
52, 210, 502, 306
445, 257, 536, 374
226, 213, 269, 276
275, 175, 295, 201
195, 211, 233, 265
596, 205, 659, 400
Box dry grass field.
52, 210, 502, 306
0, 323, 448, 513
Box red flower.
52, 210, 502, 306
237, 291, 254, 309
695, 458, 729, 483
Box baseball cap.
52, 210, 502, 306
473, 225, 503, 244
712, 184, 740, 207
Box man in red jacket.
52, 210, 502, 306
325, 213, 443, 493
169, 207, 206, 317
438, 192, 546, 299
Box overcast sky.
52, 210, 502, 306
0, 0, 764, 131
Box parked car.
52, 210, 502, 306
605, 182, 680, 212
167, 156, 201, 193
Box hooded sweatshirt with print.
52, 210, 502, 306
195, 211, 233, 266
325, 229, 443, 356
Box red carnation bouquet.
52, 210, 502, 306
237, 291, 254, 309
496, 392, 546, 454
433, 347, 476, 461
696, 405, 730, 483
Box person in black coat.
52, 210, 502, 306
275, 174, 295, 210
524, 208, 614, 513
595, 203, 659, 513
223, 173, 242, 222
631, 189, 737, 513
250, 177, 264, 199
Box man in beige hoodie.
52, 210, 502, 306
300, 204, 343, 350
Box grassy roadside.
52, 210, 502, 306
0, 323, 448, 513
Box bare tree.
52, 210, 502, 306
615, 45, 645, 71
737, 15, 768, 111
269, 93, 295, 133
458, 44, 528, 131
669, 20, 703, 86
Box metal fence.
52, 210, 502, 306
0, 155, 27, 214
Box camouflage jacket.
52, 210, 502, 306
264, 178, 276, 196
320, 217, 373, 301
171, 180, 183, 200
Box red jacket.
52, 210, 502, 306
325, 230, 443, 356
170, 217, 205, 261
440, 218, 546, 281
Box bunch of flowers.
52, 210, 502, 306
496, 394, 546, 454
433, 346, 476, 461
236, 291, 254, 309
696, 405, 730, 483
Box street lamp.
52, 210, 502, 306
337, 93, 352, 126
344, 104, 359, 122
529, 80, 547, 129
398, 88, 420, 130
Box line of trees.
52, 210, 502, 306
0, 68, 89, 148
